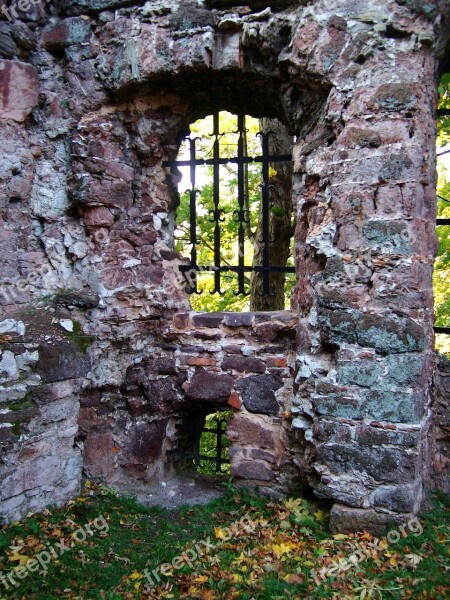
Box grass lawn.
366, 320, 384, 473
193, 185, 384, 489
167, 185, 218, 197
0, 483, 448, 599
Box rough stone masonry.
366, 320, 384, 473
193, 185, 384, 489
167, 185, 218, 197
0, 0, 449, 533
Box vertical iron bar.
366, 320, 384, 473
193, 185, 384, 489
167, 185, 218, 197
236, 115, 246, 294
194, 419, 202, 469
215, 419, 222, 472
212, 113, 222, 293
260, 132, 271, 296
189, 138, 198, 294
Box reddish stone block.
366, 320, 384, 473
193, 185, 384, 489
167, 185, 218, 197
100, 267, 133, 290
355, 425, 419, 447
372, 83, 416, 112
84, 206, 114, 228
0, 60, 39, 122
82, 178, 134, 208
228, 392, 242, 410
254, 321, 295, 342
227, 413, 277, 449
173, 312, 190, 329
84, 433, 115, 479
266, 357, 288, 368
186, 357, 217, 367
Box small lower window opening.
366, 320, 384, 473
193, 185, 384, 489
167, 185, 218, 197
168, 410, 231, 475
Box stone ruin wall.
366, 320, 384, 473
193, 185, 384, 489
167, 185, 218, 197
0, 0, 449, 532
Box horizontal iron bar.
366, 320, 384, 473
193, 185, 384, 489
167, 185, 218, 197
163, 154, 292, 168
437, 109, 450, 117
179, 265, 296, 273
437, 219, 450, 225
434, 327, 450, 334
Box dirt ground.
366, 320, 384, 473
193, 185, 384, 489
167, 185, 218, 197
135, 473, 227, 509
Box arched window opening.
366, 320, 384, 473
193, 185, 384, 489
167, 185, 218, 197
169, 111, 295, 312
435, 73, 450, 356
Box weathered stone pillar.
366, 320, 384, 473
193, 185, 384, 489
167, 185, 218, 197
289, 1, 444, 532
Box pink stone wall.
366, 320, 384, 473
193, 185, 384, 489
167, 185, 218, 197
0, 0, 449, 531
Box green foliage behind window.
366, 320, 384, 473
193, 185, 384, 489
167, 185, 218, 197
435, 73, 450, 356
175, 112, 295, 312
197, 411, 231, 475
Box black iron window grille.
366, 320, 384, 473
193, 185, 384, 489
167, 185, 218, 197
435, 107, 450, 335
164, 113, 294, 297
167, 416, 230, 473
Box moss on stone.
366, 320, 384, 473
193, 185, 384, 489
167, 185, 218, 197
64, 320, 95, 355
11, 421, 21, 436
8, 397, 33, 412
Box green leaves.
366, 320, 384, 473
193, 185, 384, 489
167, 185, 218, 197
175, 112, 262, 312
435, 74, 450, 355
270, 206, 285, 217
437, 72, 450, 148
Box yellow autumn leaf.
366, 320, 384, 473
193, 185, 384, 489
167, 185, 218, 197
24, 535, 42, 549
194, 575, 209, 583
233, 552, 247, 566
214, 527, 228, 540
390, 556, 399, 567
314, 510, 326, 522
129, 571, 144, 581
332, 533, 348, 540
50, 529, 63, 538
284, 498, 303, 512
272, 542, 294, 557
7, 546, 29, 566
269, 167, 278, 178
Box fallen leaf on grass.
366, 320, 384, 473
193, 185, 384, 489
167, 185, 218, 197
7, 545, 29, 566
404, 554, 423, 568
284, 573, 305, 584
